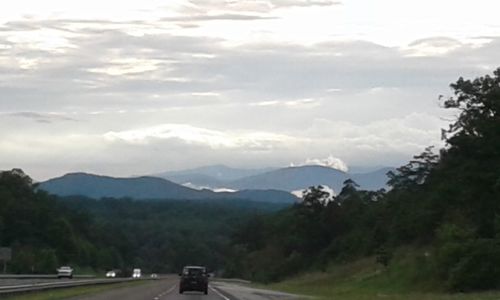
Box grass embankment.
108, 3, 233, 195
4, 280, 148, 300
265, 248, 500, 300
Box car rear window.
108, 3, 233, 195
184, 268, 204, 276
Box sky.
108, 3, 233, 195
1, 0, 499, 181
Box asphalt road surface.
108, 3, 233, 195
69, 276, 299, 300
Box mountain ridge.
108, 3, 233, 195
155, 165, 394, 194
39, 172, 298, 203
39, 164, 394, 203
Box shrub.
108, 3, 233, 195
446, 239, 500, 291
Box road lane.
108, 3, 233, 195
70, 276, 226, 300
166, 289, 229, 300
70, 277, 177, 300
67, 276, 300, 300
211, 281, 299, 300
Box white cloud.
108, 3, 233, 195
250, 100, 280, 107
183, 183, 238, 193
403, 37, 463, 57
87, 58, 163, 76
291, 155, 348, 172
250, 98, 319, 108
292, 184, 336, 201
270, 0, 341, 8
190, 91, 220, 97
213, 187, 237, 193
103, 124, 299, 150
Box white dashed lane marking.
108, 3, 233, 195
210, 285, 231, 300
153, 284, 176, 299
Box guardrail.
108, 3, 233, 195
0, 278, 135, 295
0, 274, 96, 279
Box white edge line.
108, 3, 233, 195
166, 284, 177, 294
210, 285, 230, 300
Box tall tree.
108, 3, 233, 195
438, 68, 500, 237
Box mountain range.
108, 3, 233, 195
39, 165, 394, 204
155, 165, 394, 194
39, 173, 298, 203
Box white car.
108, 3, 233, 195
57, 266, 73, 279
106, 270, 116, 278
132, 268, 141, 278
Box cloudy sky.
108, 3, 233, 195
1, 0, 499, 180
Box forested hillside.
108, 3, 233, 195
0, 169, 90, 274
227, 69, 500, 291
0, 171, 285, 274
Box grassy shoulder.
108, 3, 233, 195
261, 248, 500, 300
4, 280, 149, 300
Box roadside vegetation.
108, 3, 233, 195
228, 68, 500, 294
267, 252, 500, 300
3, 280, 148, 300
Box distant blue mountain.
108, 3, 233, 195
39, 173, 297, 204
350, 167, 395, 191
40, 164, 394, 204
154, 164, 276, 182
230, 165, 349, 192
157, 165, 394, 194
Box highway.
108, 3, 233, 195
0, 275, 299, 299
68, 276, 299, 300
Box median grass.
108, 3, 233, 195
4, 280, 148, 300
263, 248, 500, 300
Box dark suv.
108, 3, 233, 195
179, 266, 209, 294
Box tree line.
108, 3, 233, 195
226, 68, 500, 291
0, 170, 284, 275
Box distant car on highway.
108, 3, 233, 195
106, 270, 116, 278
106, 269, 122, 278
132, 268, 141, 278
57, 266, 73, 279
150, 273, 158, 279
179, 266, 208, 294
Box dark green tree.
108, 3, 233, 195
438, 68, 500, 238
387, 146, 439, 190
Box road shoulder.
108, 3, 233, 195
211, 281, 302, 300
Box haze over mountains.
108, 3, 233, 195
39, 165, 393, 204
155, 165, 277, 182
155, 165, 394, 194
